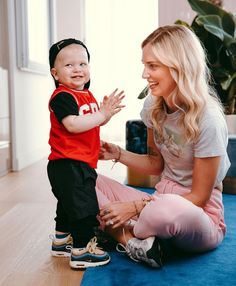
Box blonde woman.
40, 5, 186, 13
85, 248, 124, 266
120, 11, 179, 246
97, 25, 230, 268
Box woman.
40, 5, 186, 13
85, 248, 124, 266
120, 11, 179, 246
96, 25, 230, 268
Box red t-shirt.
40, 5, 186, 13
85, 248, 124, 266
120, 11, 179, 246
48, 85, 100, 168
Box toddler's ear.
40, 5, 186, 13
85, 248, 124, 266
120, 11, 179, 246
50, 68, 58, 80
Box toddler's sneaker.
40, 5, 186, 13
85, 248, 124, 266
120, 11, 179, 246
117, 236, 163, 268
70, 237, 110, 269
50, 234, 73, 257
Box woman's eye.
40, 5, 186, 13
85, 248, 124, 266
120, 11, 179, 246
149, 64, 158, 69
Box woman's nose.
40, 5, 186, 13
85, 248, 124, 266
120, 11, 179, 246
142, 68, 150, 79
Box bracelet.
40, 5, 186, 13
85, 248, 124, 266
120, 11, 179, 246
142, 197, 153, 207
111, 146, 121, 169
114, 145, 121, 162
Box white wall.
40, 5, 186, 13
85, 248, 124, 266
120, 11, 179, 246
56, 0, 85, 41
5, 0, 86, 171
85, 0, 158, 144
7, 0, 52, 170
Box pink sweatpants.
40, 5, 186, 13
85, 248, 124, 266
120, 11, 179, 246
96, 174, 226, 252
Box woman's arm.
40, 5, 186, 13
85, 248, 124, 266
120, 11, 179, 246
99, 128, 164, 228
100, 128, 164, 175
182, 156, 221, 207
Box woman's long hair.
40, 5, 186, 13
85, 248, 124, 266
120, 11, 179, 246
142, 25, 223, 142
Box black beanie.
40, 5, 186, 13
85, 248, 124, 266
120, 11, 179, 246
49, 38, 90, 89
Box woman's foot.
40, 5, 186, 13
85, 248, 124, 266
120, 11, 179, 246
117, 236, 163, 268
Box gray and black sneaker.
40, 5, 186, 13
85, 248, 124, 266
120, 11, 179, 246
117, 236, 163, 268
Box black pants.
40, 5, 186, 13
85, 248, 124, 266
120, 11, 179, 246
47, 159, 99, 247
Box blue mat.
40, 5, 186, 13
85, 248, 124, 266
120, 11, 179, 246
81, 194, 236, 286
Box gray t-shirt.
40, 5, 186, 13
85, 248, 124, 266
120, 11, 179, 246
140, 95, 230, 187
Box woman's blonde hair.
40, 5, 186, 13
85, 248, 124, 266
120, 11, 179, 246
142, 25, 223, 142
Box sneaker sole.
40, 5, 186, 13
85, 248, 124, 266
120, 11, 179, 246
70, 257, 111, 269
146, 237, 163, 268
51, 250, 71, 257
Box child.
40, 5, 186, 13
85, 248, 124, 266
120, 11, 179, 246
47, 38, 124, 269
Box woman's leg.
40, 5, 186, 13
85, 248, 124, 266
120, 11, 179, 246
96, 174, 149, 240
95, 174, 163, 268
134, 193, 224, 252
96, 174, 151, 207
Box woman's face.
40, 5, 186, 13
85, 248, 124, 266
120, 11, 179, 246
142, 43, 177, 103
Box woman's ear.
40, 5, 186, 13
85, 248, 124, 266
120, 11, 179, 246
50, 68, 58, 80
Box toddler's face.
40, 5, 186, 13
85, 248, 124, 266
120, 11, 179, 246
51, 44, 90, 90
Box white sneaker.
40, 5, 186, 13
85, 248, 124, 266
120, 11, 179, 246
117, 236, 163, 268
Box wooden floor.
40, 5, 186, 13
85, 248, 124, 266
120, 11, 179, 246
0, 157, 126, 286
0, 158, 84, 286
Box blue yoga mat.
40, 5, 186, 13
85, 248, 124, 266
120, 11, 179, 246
81, 194, 236, 286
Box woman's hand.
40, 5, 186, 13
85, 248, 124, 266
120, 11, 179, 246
99, 141, 121, 161
100, 201, 136, 228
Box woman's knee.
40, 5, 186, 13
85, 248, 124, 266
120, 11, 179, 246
133, 201, 174, 238
133, 194, 203, 239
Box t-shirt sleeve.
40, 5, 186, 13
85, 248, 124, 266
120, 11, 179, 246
49, 92, 79, 122
194, 111, 228, 158
140, 95, 155, 128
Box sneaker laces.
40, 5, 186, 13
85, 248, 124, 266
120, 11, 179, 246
86, 237, 104, 255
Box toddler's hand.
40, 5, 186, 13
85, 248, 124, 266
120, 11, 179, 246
99, 89, 125, 124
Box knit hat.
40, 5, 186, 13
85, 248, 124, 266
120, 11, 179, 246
49, 38, 90, 89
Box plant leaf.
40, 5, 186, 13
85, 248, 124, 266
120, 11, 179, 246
196, 15, 234, 44
188, 0, 224, 16
226, 42, 236, 70
188, 0, 235, 35
138, 85, 149, 99
175, 20, 192, 29
221, 72, 236, 90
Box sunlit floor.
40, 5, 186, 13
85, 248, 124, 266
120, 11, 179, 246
0, 157, 126, 286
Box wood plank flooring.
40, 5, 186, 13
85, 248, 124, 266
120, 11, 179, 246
0, 157, 126, 286
0, 158, 84, 286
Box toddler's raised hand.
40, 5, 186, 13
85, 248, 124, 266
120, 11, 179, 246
99, 89, 125, 124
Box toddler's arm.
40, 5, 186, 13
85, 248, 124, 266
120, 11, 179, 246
62, 89, 125, 133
